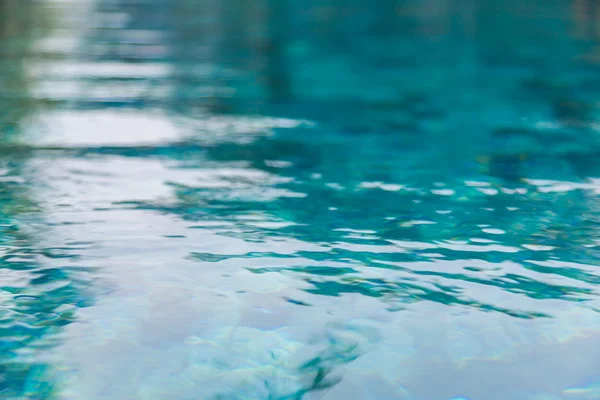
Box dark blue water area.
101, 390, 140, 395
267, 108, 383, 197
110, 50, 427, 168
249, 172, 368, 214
1, 0, 600, 399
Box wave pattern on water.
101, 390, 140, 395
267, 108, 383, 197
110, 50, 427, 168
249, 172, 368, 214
2, 0, 600, 399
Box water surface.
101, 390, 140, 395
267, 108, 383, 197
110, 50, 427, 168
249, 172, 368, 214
2, 1, 600, 399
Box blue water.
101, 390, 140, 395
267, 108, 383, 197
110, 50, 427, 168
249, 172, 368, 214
2, 0, 600, 399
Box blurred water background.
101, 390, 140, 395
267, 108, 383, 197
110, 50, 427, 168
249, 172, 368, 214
2, 0, 600, 399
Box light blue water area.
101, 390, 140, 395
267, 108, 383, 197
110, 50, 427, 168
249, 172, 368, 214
1, 0, 600, 399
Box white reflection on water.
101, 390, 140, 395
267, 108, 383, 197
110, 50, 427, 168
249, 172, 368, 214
16, 109, 600, 399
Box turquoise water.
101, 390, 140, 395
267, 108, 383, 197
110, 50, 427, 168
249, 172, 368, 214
2, 0, 600, 399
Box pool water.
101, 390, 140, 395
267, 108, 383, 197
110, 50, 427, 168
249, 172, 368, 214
2, 0, 600, 399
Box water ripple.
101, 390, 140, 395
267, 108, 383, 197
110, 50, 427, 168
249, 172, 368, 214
3, 0, 600, 399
